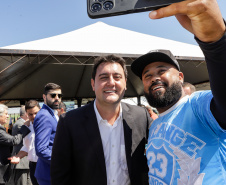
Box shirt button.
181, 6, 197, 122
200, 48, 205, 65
112, 145, 114, 147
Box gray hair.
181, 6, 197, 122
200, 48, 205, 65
0, 104, 8, 116
20, 105, 26, 116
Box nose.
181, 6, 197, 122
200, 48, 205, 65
107, 76, 115, 86
151, 75, 161, 84
55, 95, 60, 100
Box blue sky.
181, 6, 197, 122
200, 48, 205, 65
0, 0, 225, 47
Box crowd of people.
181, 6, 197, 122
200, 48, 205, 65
0, 95, 66, 185
0, 0, 225, 184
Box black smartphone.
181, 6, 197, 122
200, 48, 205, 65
87, 0, 184, 19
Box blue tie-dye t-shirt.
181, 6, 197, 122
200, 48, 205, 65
146, 90, 226, 185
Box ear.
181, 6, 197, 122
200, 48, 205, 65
178, 72, 184, 84
43, 94, 46, 102
125, 79, 127, 91
91, 79, 95, 91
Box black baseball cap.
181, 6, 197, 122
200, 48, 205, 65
131, 49, 180, 79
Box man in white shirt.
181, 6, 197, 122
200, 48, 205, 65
9, 100, 40, 185
51, 55, 152, 185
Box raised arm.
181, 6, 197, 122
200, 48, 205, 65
149, 0, 226, 128
0, 125, 30, 146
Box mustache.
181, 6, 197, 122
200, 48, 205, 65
149, 81, 167, 91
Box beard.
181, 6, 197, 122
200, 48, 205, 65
144, 81, 182, 109
46, 99, 60, 110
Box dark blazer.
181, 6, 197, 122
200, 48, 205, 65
33, 104, 58, 183
51, 101, 152, 185
0, 125, 30, 183
11, 118, 30, 169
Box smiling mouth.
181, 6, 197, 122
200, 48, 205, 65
152, 85, 165, 91
104, 90, 116, 93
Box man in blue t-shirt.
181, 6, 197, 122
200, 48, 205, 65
131, 0, 226, 184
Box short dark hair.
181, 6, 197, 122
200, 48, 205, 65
59, 102, 66, 112
44, 83, 61, 95
25, 100, 40, 111
92, 55, 128, 80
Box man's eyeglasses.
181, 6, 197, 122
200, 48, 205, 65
48, 93, 63, 99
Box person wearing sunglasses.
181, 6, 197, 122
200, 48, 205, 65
33, 83, 62, 185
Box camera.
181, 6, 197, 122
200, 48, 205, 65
103, 1, 114, 11
89, 0, 114, 13
91, 3, 102, 12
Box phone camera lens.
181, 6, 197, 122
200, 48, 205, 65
103, 1, 114, 10
91, 3, 102, 12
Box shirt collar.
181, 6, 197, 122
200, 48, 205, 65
20, 117, 26, 122
159, 95, 189, 117
0, 125, 5, 130
29, 121, 34, 129
44, 104, 58, 115
44, 104, 59, 121
94, 100, 122, 125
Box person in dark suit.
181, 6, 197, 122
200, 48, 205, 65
0, 104, 30, 185
33, 83, 62, 185
11, 105, 31, 185
51, 55, 152, 185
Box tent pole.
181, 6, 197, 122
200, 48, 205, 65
77, 98, 82, 107
137, 96, 141, 106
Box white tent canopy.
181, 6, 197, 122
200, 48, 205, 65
0, 22, 209, 106
2, 22, 204, 57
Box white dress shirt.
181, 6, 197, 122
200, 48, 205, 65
94, 101, 130, 185
54, 110, 59, 121
46, 104, 59, 121
21, 121, 38, 162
